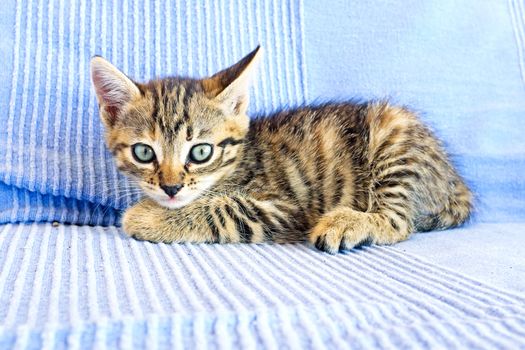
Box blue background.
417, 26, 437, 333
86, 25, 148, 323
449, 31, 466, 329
0, 0, 523, 224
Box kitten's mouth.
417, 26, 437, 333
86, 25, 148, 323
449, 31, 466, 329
145, 185, 208, 209
153, 194, 190, 209
157, 196, 179, 206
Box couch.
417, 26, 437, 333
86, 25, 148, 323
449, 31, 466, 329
1, 0, 524, 348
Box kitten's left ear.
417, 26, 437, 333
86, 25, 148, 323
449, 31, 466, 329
202, 46, 262, 115
90, 56, 141, 127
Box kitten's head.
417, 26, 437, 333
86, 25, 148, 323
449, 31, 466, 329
90, 47, 261, 208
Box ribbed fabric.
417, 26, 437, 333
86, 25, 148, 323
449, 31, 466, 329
509, 0, 525, 86
0, 183, 120, 226
0, 223, 524, 349
2, 0, 525, 225
0, 0, 308, 225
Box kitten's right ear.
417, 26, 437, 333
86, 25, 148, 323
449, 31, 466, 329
202, 46, 262, 116
90, 56, 141, 126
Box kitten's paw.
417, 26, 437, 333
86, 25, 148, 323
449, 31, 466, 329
122, 202, 169, 243
309, 209, 370, 254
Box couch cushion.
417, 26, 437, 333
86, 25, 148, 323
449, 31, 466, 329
1, 223, 524, 348
1, 0, 524, 224
303, 0, 525, 222
0, 0, 308, 224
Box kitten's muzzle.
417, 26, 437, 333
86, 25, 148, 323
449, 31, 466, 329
160, 184, 184, 198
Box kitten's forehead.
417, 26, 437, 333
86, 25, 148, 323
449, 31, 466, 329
140, 78, 224, 142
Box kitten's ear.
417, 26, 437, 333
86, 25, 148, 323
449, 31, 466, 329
90, 56, 141, 126
202, 46, 262, 115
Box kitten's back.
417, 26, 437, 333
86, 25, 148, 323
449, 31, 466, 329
238, 101, 472, 232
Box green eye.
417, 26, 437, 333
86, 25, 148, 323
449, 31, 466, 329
189, 143, 213, 163
132, 143, 156, 163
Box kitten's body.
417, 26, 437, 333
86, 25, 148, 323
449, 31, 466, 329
91, 47, 471, 253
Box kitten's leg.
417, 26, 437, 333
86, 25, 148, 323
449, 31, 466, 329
309, 205, 414, 254
122, 199, 212, 243
122, 195, 303, 244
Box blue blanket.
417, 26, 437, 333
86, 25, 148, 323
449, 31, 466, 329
0, 0, 524, 224
1, 223, 524, 348
1, 2, 525, 348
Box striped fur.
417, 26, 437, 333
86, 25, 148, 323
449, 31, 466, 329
91, 48, 472, 253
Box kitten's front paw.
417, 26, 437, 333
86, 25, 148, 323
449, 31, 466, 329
309, 209, 370, 254
122, 201, 170, 243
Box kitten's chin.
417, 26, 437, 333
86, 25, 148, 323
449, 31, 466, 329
151, 192, 202, 210
153, 197, 189, 209
155, 198, 185, 209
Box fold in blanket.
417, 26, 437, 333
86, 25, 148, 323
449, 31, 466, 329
0, 0, 308, 225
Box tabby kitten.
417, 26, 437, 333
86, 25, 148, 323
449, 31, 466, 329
90, 47, 472, 254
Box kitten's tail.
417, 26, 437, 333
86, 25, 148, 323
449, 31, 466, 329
417, 179, 473, 231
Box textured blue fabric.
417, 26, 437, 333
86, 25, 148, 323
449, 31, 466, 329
0, 0, 308, 225
1, 0, 524, 225
0, 183, 119, 226
1, 2, 525, 347
0, 223, 524, 348
303, 0, 525, 222
1, 0, 524, 224
399, 222, 525, 293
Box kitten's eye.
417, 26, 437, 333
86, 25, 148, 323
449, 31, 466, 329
132, 143, 156, 163
189, 143, 213, 164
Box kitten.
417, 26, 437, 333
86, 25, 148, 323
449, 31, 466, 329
90, 46, 472, 254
